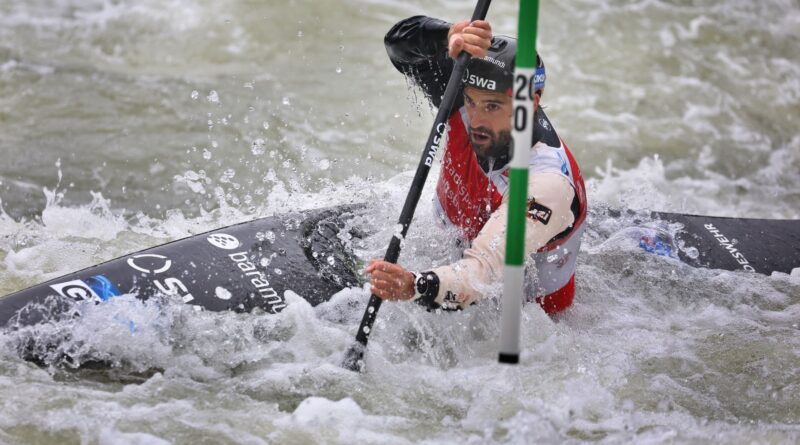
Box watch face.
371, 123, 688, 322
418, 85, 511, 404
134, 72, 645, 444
416, 275, 428, 295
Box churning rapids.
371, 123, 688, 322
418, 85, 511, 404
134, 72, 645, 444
1, 0, 799, 444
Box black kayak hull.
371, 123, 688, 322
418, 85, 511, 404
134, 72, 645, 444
0, 206, 363, 328
1, 205, 798, 330
655, 211, 799, 275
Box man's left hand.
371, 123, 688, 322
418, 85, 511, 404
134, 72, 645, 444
365, 260, 415, 301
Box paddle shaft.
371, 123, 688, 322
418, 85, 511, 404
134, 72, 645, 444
343, 0, 492, 371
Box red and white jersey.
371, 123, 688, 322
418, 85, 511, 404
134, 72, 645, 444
432, 107, 587, 314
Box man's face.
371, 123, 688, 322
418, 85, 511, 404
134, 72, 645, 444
463, 86, 539, 159
463, 87, 514, 158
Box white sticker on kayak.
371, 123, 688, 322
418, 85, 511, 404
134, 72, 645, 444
50, 279, 100, 301
207, 233, 241, 250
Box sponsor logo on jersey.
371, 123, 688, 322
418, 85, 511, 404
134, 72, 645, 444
538, 117, 550, 131
207, 233, 241, 250
704, 223, 756, 272
440, 291, 461, 310
527, 200, 552, 225
556, 151, 569, 175
546, 251, 572, 269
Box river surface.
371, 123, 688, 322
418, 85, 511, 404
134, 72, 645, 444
1, 0, 799, 444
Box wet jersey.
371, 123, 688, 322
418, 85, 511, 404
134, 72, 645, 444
430, 107, 587, 313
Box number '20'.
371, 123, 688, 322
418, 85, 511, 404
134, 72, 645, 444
513, 74, 535, 131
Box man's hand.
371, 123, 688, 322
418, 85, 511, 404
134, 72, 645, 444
448, 20, 492, 59
365, 260, 415, 301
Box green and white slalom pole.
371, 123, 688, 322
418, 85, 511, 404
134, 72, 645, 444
498, 0, 539, 365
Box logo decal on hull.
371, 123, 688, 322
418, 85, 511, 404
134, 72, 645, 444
703, 223, 756, 272
226, 251, 286, 313
50, 279, 101, 301
49, 275, 122, 302
84, 275, 122, 301
125, 253, 198, 304
207, 233, 241, 250
127, 254, 172, 274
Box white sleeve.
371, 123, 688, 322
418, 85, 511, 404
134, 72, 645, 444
431, 172, 575, 308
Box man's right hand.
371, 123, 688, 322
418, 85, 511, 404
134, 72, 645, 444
448, 20, 492, 59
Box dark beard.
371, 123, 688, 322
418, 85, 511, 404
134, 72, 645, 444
469, 127, 512, 172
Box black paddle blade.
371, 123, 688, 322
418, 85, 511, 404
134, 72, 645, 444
341, 342, 366, 373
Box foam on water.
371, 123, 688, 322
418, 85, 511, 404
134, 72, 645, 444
588, 145, 800, 219
0, 170, 798, 443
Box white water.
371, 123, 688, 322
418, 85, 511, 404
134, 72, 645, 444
1, 0, 799, 444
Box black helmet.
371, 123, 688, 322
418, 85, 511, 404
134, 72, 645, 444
463, 35, 545, 97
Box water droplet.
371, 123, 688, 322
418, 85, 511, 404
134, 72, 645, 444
327, 256, 335, 266
318, 159, 330, 170
262, 121, 270, 130
265, 231, 276, 243
207, 90, 220, 103
251, 138, 266, 155
191, 90, 199, 100
274, 268, 283, 275
368, 306, 374, 314
362, 326, 370, 334
282, 97, 291, 106
685, 247, 700, 259
202, 149, 212, 160
215, 287, 232, 300
335, 66, 342, 74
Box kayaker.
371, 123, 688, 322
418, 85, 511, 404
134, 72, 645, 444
366, 15, 587, 314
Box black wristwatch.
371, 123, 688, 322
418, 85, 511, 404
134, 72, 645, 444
412, 271, 439, 306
